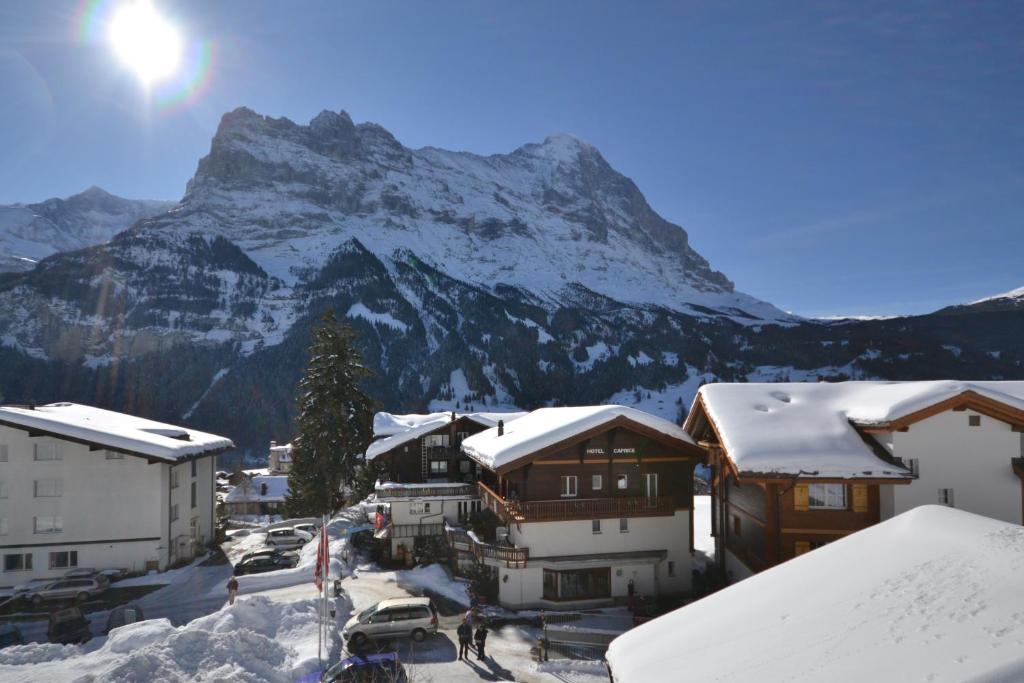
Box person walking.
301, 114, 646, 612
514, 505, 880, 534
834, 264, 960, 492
227, 576, 239, 605
474, 622, 489, 660
457, 619, 473, 660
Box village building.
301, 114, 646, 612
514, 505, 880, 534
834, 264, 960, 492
684, 380, 1024, 581
267, 441, 292, 473
0, 403, 232, 582
222, 474, 288, 518
365, 411, 526, 484
606, 505, 1024, 683
370, 481, 481, 565
456, 405, 705, 610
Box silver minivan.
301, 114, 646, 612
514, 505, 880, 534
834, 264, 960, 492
342, 597, 438, 648
25, 578, 107, 605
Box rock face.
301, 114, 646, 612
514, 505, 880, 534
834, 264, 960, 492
0, 187, 175, 272
0, 108, 1021, 457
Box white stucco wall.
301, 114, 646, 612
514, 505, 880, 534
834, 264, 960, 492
0, 425, 218, 583
493, 511, 693, 607
873, 409, 1023, 525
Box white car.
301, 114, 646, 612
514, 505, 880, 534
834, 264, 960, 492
292, 523, 320, 538
264, 527, 312, 549
342, 597, 439, 649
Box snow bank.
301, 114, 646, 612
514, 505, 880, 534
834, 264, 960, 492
607, 506, 1024, 683
0, 596, 333, 683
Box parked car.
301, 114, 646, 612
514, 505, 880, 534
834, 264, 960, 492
24, 578, 107, 606
233, 554, 295, 576
12, 578, 53, 600
239, 548, 299, 567
265, 527, 312, 550
105, 603, 145, 634
341, 597, 438, 649
292, 522, 320, 538
322, 652, 407, 683
64, 568, 111, 588
225, 528, 252, 539
0, 624, 25, 649
47, 607, 91, 645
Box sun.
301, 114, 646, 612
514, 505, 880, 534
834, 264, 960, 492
108, 1, 182, 85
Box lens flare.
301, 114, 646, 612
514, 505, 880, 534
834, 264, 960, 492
76, 0, 215, 110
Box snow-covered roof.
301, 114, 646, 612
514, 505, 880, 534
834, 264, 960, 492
365, 410, 527, 461
690, 380, 1024, 478
607, 505, 1024, 683
224, 475, 289, 503
461, 405, 697, 472
0, 402, 233, 463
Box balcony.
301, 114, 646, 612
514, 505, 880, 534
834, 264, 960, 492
477, 481, 677, 526
445, 522, 528, 568
375, 482, 475, 499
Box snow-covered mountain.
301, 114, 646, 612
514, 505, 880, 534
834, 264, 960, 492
0, 108, 1020, 456
0, 186, 175, 272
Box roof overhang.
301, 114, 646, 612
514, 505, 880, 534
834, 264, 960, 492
484, 414, 706, 476
855, 389, 1024, 433
0, 417, 232, 465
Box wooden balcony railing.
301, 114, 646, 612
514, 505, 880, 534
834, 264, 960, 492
375, 483, 475, 499
477, 481, 676, 524
445, 523, 528, 568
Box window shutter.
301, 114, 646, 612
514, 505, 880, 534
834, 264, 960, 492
794, 484, 809, 512
852, 485, 868, 513
794, 541, 810, 556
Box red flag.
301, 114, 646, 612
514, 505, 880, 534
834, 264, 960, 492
314, 524, 328, 591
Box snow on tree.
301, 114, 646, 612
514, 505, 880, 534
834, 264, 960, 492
286, 311, 373, 516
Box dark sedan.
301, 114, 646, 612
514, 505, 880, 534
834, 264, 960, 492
233, 555, 294, 576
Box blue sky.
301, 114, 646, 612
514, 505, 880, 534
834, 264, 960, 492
1, 1, 1021, 317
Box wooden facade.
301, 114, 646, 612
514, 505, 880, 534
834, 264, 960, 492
477, 423, 703, 530
372, 415, 492, 484
693, 406, 909, 578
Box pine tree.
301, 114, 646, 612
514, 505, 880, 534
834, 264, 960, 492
286, 311, 374, 517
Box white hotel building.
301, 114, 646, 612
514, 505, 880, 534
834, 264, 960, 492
0, 403, 232, 582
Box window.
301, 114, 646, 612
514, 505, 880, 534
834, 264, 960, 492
968, 415, 981, 427
429, 460, 448, 474
0, 518, 7, 535
170, 504, 179, 522
106, 451, 124, 460
409, 501, 432, 515
34, 478, 62, 497
809, 540, 829, 551
668, 561, 676, 577
0, 445, 7, 462
4, 553, 31, 572
939, 488, 955, 507
191, 481, 197, 509
34, 516, 63, 534
560, 475, 578, 498
0, 481, 6, 498
592, 519, 601, 534
808, 484, 847, 509
49, 551, 78, 569
459, 460, 471, 474
171, 469, 180, 489
33, 443, 60, 461
191, 459, 197, 477
616, 474, 628, 490
542, 568, 611, 601
456, 431, 470, 445
591, 474, 602, 490
644, 473, 658, 498
619, 518, 629, 533
907, 458, 920, 477
732, 515, 741, 536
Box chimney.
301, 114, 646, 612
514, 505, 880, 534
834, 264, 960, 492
270, 440, 276, 448
498, 420, 504, 436
260, 483, 268, 496
451, 411, 456, 422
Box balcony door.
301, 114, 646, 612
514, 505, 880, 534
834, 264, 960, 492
644, 473, 659, 503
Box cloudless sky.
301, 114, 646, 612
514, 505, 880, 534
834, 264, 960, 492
1, 1, 1021, 317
